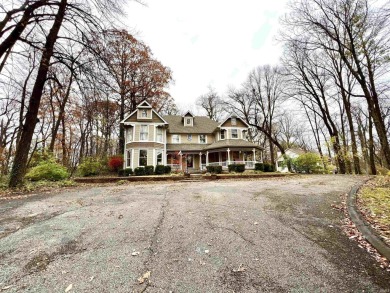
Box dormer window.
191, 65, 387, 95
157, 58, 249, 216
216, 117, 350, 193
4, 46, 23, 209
184, 117, 193, 126
141, 110, 147, 118
183, 111, 194, 126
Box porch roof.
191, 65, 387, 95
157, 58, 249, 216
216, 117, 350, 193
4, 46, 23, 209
166, 143, 208, 152
203, 139, 263, 151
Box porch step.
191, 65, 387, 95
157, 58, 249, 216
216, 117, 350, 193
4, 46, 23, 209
179, 174, 203, 182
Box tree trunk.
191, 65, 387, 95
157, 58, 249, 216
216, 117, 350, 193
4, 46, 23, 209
368, 113, 377, 175
9, 0, 67, 187
49, 73, 73, 152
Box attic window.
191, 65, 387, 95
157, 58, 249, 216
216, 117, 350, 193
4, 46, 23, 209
184, 117, 193, 126
141, 110, 147, 118
231, 117, 237, 125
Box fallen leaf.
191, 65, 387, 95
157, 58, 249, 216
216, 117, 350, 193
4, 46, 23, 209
138, 271, 151, 284
131, 251, 140, 256
2, 285, 13, 290
65, 284, 73, 292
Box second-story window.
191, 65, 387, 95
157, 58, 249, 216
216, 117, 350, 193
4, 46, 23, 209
126, 128, 133, 142
199, 134, 206, 144
140, 125, 148, 141
220, 130, 225, 140
172, 134, 180, 143
141, 109, 148, 118
231, 129, 238, 139
156, 127, 163, 142
187, 134, 192, 141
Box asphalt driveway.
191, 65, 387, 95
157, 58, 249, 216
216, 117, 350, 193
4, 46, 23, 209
1, 175, 389, 292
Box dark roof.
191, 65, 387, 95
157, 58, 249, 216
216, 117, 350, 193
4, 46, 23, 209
163, 115, 219, 134
203, 139, 263, 151
166, 143, 207, 152
166, 140, 263, 152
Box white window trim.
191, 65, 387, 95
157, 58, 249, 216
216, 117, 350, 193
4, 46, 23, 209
231, 129, 239, 139
139, 149, 148, 166
171, 134, 181, 143
199, 134, 207, 144
156, 150, 163, 165
155, 126, 163, 143
140, 125, 149, 141
220, 129, 226, 140
126, 150, 132, 168
184, 117, 193, 126
137, 109, 152, 119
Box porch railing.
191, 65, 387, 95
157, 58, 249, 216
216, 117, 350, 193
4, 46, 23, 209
206, 161, 260, 169
167, 164, 181, 170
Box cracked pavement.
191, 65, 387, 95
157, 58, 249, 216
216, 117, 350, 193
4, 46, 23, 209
1, 175, 390, 292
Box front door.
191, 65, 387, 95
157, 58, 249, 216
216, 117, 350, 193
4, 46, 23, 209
187, 155, 193, 168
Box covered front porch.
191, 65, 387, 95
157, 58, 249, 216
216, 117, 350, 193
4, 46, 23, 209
166, 148, 263, 172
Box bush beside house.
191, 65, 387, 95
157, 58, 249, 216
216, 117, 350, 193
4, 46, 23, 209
78, 157, 103, 177
293, 153, 322, 173
228, 164, 245, 173
118, 168, 133, 176
26, 161, 69, 181
206, 166, 222, 174
108, 156, 124, 172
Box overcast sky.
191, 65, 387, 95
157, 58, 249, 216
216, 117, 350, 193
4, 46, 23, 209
124, 0, 289, 112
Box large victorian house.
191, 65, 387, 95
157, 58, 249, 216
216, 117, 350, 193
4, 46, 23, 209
121, 101, 263, 172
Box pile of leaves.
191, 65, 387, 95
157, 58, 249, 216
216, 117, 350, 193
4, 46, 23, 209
357, 176, 390, 246
333, 186, 390, 271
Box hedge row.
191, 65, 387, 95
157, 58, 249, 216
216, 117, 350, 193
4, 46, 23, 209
118, 165, 171, 177
254, 163, 275, 172
228, 164, 245, 173
206, 165, 222, 174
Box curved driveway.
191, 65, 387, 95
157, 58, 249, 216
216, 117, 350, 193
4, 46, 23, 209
0, 175, 389, 292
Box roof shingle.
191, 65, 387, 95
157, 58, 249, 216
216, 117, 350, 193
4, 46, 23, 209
163, 115, 219, 134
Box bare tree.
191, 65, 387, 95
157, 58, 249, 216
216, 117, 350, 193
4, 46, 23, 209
196, 86, 224, 121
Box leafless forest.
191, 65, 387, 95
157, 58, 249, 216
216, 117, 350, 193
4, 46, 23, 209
1, 0, 389, 186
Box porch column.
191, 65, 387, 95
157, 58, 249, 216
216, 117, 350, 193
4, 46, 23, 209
199, 152, 202, 169
206, 151, 209, 166
227, 148, 231, 165
179, 151, 183, 170
253, 148, 256, 163
218, 152, 222, 164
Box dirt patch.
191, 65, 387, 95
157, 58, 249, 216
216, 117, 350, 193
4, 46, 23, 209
24, 252, 52, 273
220, 266, 250, 292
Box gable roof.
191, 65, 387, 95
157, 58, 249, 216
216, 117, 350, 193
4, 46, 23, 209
120, 107, 168, 124
163, 115, 219, 134
137, 100, 152, 108
219, 115, 249, 127
183, 111, 194, 117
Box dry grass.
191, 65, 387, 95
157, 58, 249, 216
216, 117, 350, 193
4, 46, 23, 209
358, 176, 390, 244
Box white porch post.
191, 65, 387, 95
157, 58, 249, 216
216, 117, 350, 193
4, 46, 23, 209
253, 148, 256, 163
218, 152, 222, 164
199, 152, 202, 169
206, 151, 209, 166
179, 151, 183, 170
227, 148, 231, 165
